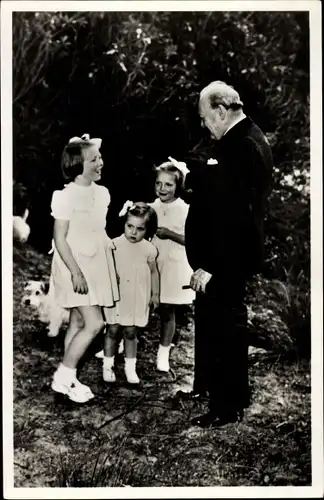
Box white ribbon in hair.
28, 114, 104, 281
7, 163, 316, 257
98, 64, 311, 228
119, 200, 136, 217
168, 156, 190, 177
68, 134, 102, 149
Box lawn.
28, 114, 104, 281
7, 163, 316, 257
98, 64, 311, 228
13, 243, 311, 487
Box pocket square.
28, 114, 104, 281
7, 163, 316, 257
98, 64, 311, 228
207, 158, 218, 165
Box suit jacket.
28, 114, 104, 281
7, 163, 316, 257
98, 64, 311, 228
185, 116, 273, 284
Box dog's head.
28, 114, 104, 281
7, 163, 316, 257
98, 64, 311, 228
21, 280, 49, 307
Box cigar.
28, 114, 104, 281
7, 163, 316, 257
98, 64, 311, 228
182, 285, 191, 289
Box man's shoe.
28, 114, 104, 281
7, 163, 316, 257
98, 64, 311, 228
176, 390, 207, 401
191, 410, 243, 428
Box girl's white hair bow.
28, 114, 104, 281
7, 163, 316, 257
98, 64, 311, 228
119, 200, 135, 217
68, 134, 102, 149
168, 156, 190, 177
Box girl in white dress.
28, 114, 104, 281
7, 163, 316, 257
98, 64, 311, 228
150, 158, 195, 372
103, 203, 159, 384
50, 134, 119, 403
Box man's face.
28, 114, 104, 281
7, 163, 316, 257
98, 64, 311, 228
199, 97, 225, 141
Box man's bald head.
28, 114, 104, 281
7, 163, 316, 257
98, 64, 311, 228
200, 81, 244, 110
199, 81, 245, 140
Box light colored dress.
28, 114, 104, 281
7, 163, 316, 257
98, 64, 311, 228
50, 182, 119, 308
150, 197, 195, 304
104, 235, 157, 327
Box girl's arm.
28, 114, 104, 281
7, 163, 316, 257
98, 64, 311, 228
53, 219, 88, 294
156, 227, 185, 245
148, 260, 160, 310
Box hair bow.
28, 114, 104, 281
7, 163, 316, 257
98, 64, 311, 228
119, 200, 135, 217
168, 156, 190, 177
68, 134, 102, 149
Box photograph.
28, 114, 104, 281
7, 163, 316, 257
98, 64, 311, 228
2, 0, 323, 497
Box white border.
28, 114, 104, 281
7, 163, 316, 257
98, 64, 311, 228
2, 1, 323, 499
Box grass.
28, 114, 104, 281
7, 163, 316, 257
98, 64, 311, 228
13, 243, 311, 487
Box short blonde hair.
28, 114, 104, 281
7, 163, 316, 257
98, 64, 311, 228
200, 81, 244, 110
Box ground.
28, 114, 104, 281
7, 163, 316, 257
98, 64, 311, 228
13, 244, 311, 487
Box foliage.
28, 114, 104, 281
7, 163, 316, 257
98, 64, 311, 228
12, 11, 310, 356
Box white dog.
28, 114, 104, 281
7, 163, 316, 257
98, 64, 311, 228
21, 279, 69, 337
13, 209, 30, 243
21, 279, 124, 353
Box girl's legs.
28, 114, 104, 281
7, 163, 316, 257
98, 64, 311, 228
159, 304, 176, 346
124, 326, 140, 384
102, 324, 120, 383
52, 305, 105, 402
64, 308, 84, 353
63, 305, 105, 367
157, 304, 175, 372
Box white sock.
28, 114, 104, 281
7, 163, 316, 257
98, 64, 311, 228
158, 344, 171, 355
56, 363, 77, 381
103, 356, 114, 369
125, 358, 136, 369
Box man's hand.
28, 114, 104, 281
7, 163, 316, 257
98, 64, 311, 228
189, 268, 212, 293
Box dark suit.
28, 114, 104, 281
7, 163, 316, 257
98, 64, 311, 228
185, 116, 273, 414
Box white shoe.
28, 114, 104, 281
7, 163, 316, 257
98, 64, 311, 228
157, 344, 170, 372
95, 350, 104, 359
51, 374, 94, 403
124, 359, 140, 384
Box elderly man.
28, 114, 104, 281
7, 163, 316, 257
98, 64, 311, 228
179, 81, 273, 427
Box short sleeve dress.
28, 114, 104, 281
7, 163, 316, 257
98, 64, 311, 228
104, 235, 158, 327
150, 197, 195, 305
50, 182, 119, 308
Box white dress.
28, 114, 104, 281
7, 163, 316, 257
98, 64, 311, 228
150, 198, 195, 304
50, 182, 119, 308
104, 235, 158, 327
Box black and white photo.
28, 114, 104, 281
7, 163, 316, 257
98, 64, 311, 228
1, 1, 323, 497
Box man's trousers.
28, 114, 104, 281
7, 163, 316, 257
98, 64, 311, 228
192, 278, 250, 414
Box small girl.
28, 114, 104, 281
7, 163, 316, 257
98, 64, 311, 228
150, 157, 195, 372
50, 134, 119, 403
103, 203, 159, 384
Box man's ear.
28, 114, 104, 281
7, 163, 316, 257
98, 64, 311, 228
218, 104, 227, 120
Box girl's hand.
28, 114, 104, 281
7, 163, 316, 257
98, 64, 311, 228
156, 227, 171, 240
149, 294, 160, 311
71, 269, 88, 294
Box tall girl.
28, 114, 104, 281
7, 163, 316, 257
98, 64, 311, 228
50, 134, 119, 403
103, 203, 159, 384
150, 158, 195, 372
